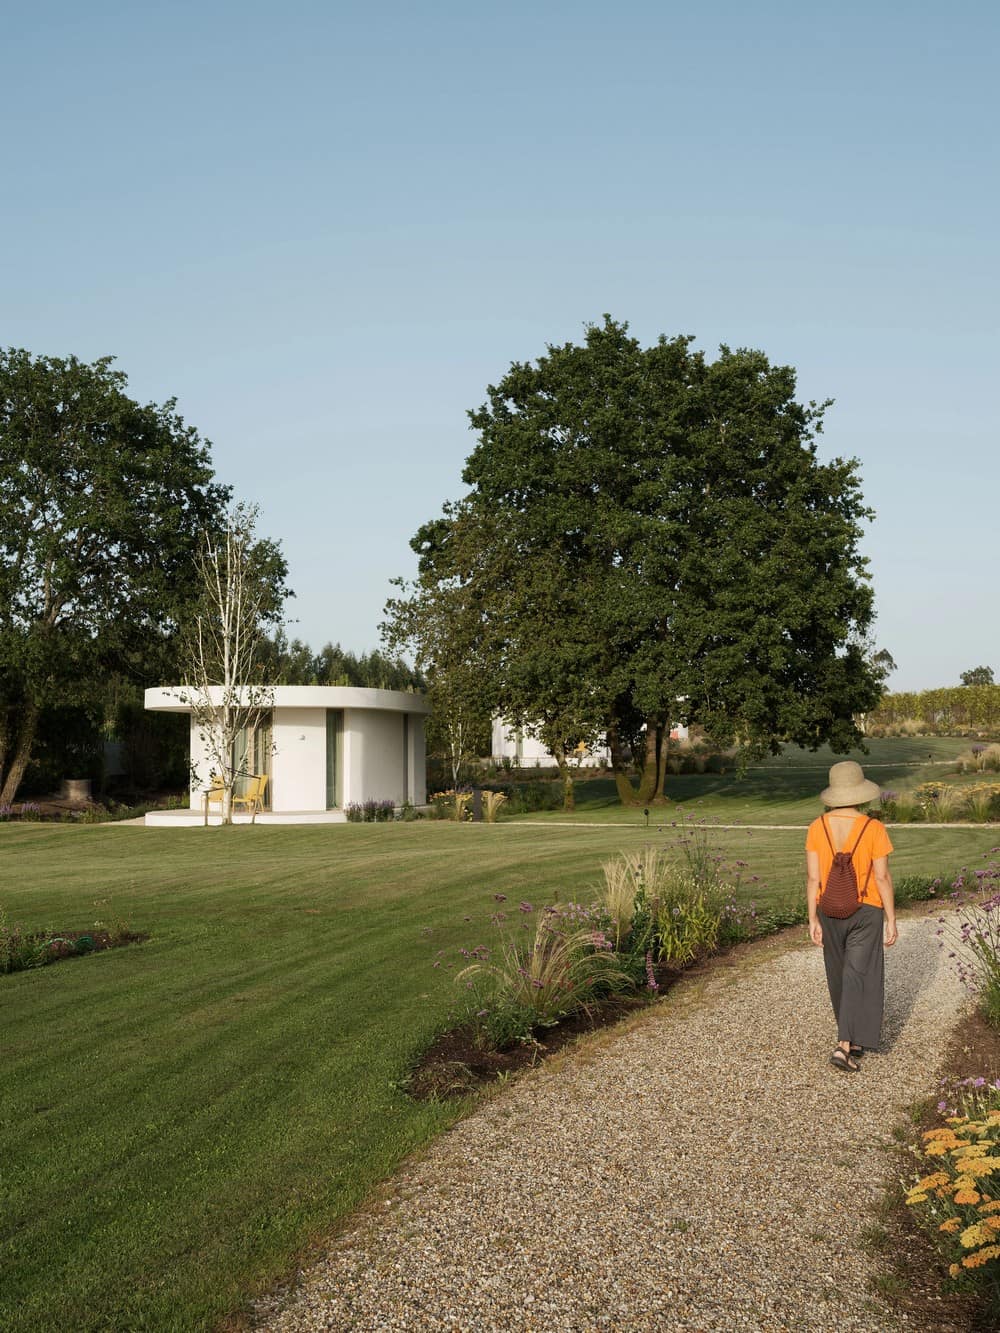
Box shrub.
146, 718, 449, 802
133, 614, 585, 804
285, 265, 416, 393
891, 792, 921, 823
502, 782, 561, 815
968, 789, 998, 823
0, 903, 132, 974
454, 903, 633, 1048
437, 821, 768, 1054
904, 1082, 1000, 1317
655, 890, 720, 967
482, 790, 507, 823
927, 785, 967, 822
934, 857, 1000, 1025
344, 799, 396, 823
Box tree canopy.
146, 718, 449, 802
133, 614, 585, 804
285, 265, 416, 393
385, 317, 883, 805
264, 633, 423, 692
0, 349, 277, 802
961, 666, 995, 687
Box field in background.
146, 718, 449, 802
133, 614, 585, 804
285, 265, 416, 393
2, 740, 996, 1331
503, 736, 976, 824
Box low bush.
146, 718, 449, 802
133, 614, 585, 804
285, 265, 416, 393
345, 799, 396, 822
454, 904, 633, 1049
0, 901, 134, 975
904, 1081, 1000, 1318
428, 790, 472, 821
437, 819, 769, 1052
481, 790, 507, 823
933, 855, 1000, 1027
0, 802, 42, 822
499, 782, 562, 815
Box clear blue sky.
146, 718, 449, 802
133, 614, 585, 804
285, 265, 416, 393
4, 1, 997, 691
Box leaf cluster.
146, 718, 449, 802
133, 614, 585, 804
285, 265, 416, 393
385, 317, 883, 774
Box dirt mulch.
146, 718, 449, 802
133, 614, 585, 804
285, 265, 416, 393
2, 929, 147, 974
406, 926, 801, 1101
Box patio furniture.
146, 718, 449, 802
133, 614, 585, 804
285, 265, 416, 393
233, 774, 268, 822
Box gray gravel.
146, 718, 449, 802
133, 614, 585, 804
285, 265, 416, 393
253, 917, 967, 1332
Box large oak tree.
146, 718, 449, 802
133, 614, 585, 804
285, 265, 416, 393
0, 350, 234, 802
387, 318, 883, 806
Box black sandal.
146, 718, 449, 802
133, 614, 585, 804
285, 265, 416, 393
830, 1048, 860, 1073
849, 1044, 864, 1059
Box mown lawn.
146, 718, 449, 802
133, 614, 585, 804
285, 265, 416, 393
2, 750, 996, 1331
503, 736, 977, 825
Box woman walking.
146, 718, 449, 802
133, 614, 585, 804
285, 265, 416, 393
806, 761, 898, 1072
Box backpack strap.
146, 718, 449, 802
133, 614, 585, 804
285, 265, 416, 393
848, 816, 874, 858
820, 815, 876, 904
820, 815, 835, 853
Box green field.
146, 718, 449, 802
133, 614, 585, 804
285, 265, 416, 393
2, 743, 997, 1331
502, 736, 979, 824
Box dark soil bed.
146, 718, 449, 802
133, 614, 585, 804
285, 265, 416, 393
407, 928, 799, 1101
1, 929, 147, 975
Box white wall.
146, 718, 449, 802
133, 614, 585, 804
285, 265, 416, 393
347, 708, 405, 806
187, 717, 218, 808
271, 708, 327, 812
159, 695, 426, 813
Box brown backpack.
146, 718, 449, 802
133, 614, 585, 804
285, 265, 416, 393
820, 816, 874, 919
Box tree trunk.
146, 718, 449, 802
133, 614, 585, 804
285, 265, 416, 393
635, 717, 663, 805
551, 742, 575, 811
654, 723, 669, 803
0, 699, 40, 806
608, 719, 640, 805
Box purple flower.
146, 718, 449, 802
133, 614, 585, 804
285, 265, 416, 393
645, 950, 659, 993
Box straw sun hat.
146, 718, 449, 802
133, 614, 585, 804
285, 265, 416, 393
820, 760, 881, 808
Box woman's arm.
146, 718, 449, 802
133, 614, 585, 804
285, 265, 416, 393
873, 856, 898, 945
806, 848, 823, 945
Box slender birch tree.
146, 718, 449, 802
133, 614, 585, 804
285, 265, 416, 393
173, 504, 288, 823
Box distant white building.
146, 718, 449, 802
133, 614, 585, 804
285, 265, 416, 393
490, 718, 688, 768
144, 685, 429, 825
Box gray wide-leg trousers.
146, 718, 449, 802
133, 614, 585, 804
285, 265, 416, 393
818, 904, 885, 1050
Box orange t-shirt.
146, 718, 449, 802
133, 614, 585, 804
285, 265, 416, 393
805, 814, 894, 910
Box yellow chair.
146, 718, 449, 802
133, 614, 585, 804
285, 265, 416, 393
233, 774, 268, 821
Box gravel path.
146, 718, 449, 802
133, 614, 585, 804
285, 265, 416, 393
253, 916, 966, 1332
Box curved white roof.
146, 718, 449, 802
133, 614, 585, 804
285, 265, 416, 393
145, 685, 430, 714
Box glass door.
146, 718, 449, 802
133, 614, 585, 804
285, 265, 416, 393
231, 714, 272, 808
326, 710, 343, 808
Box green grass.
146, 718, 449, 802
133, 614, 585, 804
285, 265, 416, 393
2, 741, 997, 1331
504, 738, 977, 825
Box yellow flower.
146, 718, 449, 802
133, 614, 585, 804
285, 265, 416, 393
914, 1171, 951, 1191
949, 1262, 962, 1279
925, 1127, 962, 1142
939, 1217, 962, 1233
962, 1244, 1000, 1269
924, 1141, 950, 1157
958, 1157, 997, 1178
978, 1200, 1000, 1215
954, 1188, 982, 1206
987, 1215, 1000, 1232
906, 1192, 929, 1206
959, 1222, 993, 1248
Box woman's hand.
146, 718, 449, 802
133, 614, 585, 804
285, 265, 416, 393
809, 918, 823, 946
884, 917, 898, 947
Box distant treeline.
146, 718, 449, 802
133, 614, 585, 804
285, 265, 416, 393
262, 635, 423, 692
868, 685, 1000, 733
